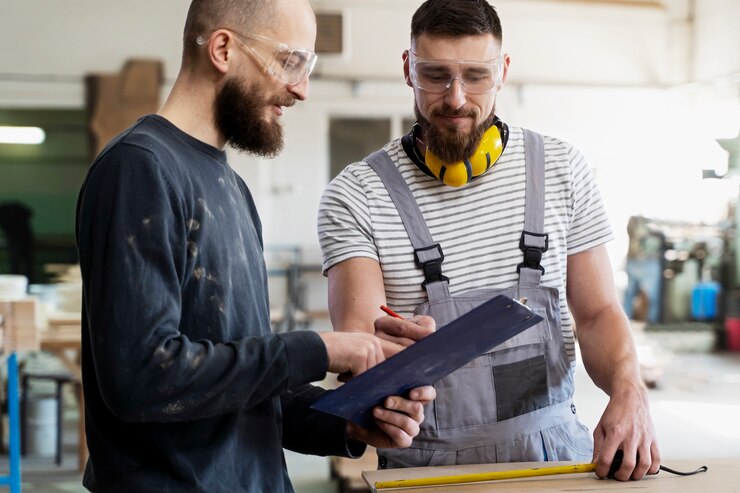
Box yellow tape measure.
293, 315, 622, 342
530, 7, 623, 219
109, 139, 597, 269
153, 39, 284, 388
375, 463, 597, 489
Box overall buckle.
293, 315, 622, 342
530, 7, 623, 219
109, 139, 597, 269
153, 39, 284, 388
414, 244, 449, 287
517, 231, 548, 274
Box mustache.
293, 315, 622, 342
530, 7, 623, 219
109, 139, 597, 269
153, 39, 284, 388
429, 105, 476, 119
270, 96, 295, 108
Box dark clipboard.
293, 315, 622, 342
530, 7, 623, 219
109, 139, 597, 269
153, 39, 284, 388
310, 294, 544, 428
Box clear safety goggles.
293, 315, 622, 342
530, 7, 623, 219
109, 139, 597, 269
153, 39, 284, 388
199, 31, 318, 86
408, 52, 503, 94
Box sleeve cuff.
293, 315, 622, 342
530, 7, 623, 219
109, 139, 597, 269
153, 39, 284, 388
277, 331, 328, 387
345, 438, 367, 458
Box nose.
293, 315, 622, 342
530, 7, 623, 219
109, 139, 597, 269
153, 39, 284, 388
288, 76, 309, 101
444, 77, 466, 110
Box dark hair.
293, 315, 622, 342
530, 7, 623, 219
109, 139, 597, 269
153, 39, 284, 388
411, 0, 502, 42
181, 0, 275, 67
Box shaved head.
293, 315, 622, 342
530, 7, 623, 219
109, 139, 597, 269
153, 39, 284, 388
182, 0, 276, 67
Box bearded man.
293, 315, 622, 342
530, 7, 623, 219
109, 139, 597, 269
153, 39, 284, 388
75, 0, 436, 491
318, 0, 660, 483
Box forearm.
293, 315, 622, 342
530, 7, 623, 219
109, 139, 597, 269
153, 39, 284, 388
328, 258, 388, 334
576, 304, 645, 398
92, 326, 328, 423
567, 246, 646, 397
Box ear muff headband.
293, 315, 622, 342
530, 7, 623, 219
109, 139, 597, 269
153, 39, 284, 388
425, 124, 505, 187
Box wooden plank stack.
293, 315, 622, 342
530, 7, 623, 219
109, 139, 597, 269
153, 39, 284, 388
0, 298, 40, 352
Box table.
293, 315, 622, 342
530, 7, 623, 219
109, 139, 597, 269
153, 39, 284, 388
41, 324, 81, 375
363, 459, 737, 492
40, 317, 86, 472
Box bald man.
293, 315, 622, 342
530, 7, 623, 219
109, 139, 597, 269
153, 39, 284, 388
76, 1, 434, 491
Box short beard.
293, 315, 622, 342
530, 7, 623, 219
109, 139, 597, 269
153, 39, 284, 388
415, 104, 496, 164
215, 78, 290, 158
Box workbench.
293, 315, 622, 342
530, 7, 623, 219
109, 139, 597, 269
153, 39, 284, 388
362, 459, 737, 492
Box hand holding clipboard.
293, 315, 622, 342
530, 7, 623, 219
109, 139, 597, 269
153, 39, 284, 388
312, 295, 542, 428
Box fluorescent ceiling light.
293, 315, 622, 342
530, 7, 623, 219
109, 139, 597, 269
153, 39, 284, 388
0, 126, 46, 145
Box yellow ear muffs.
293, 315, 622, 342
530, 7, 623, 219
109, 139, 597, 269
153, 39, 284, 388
424, 124, 504, 187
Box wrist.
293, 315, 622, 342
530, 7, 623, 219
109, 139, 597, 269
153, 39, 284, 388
609, 376, 648, 401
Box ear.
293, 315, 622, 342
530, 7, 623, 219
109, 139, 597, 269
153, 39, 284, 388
402, 50, 413, 88
206, 29, 234, 75
497, 53, 511, 91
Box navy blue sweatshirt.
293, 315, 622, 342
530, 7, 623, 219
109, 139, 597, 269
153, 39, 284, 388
76, 115, 363, 492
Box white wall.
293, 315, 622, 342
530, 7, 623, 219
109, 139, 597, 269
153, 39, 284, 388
2, 0, 739, 267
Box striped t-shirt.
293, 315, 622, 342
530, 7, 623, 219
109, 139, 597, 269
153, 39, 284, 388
318, 126, 614, 364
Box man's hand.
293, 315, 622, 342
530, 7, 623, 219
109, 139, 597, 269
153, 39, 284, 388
346, 385, 436, 448
374, 315, 435, 357
592, 383, 660, 481
318, 331, 385, 378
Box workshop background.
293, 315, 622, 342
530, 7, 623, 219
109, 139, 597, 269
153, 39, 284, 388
0, 0, 738, 491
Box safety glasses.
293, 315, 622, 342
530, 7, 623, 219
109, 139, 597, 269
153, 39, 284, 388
408, 52, 503, 94
199, 30, 317, 85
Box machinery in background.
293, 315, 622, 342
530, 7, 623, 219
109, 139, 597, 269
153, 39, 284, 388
264, 245, 329, 333
698, 130, 740, 350
623, 215, 731, 349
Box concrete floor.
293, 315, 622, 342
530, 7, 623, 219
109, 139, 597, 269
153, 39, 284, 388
3, 330, 740, 492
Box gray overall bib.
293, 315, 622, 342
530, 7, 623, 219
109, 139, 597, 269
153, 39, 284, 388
365, 129, 594, 468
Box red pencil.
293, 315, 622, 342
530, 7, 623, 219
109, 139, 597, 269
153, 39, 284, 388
380, 305, 404, 319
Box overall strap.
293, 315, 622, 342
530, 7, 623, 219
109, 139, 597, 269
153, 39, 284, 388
518, 129, 548, 288
365, 150, 450, 301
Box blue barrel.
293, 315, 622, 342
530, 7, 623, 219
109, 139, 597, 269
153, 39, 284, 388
691, 281, 721, 320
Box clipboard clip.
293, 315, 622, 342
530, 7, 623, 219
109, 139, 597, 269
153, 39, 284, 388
512, 297, 536, 321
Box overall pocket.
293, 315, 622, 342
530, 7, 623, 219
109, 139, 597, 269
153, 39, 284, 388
542, 420, 594, 461
492, 354, 549, 421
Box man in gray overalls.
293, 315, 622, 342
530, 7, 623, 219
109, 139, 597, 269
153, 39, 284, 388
318, 0, 660, 482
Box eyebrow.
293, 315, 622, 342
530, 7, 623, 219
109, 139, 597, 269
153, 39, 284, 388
291, 51, 309, 63
463, 66, 492, 75
419, 63, 452, 71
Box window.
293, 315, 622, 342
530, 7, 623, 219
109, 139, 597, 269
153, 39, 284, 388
329, 116, 416, 180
